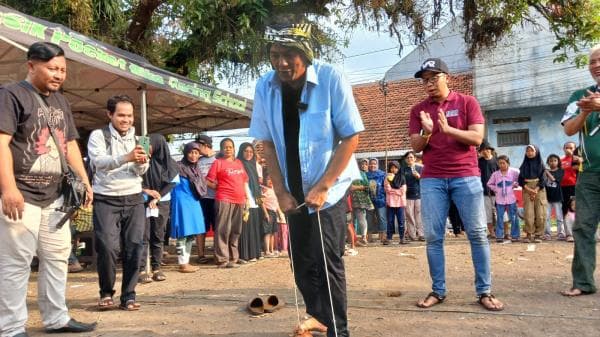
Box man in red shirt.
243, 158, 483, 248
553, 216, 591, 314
560, 141, 581, 214
408, 58, 503, 311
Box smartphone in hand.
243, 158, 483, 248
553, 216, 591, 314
137, 135, 150, 156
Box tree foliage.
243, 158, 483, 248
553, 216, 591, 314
2, 0, 598, 84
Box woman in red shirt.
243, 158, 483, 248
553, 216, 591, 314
206, 138, 249, 268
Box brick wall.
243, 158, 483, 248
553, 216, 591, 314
352, 73, 474, 155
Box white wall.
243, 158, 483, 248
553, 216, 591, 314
474, 18, 591, 110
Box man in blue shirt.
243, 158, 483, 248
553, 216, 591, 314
249, 23, 364, 337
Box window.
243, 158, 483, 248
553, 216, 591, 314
497, 129, 529, 147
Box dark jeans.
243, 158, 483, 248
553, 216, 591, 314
386, 207, 405, 240
200, 198, 216, 232
93, 193, 145, 304
141, 201, 170, 271
288, 197, 349, 337
561, 185, 576, 215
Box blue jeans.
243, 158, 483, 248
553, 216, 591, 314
495, 203, 520, 239
375, 206, 387, 232
386, 207, 405, 240
421, 177, 492, 296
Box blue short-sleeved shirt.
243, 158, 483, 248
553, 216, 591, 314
249, 60, 365, 211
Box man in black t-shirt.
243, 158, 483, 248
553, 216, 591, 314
0, 42, 96, 336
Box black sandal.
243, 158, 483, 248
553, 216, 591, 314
477, 293, 504, 311
416, 292, 446, 308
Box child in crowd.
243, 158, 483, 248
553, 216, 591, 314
345, 195, 358, 256
519, 145, 548, 243
544, 154, 564, 240
351, 159, 374, 246
384, 161, 407, 244
261, 173, 281, 257
171, 142, 206, 273
487, 155, 521, 242
564, 197, 575, 242
275, 209, 288, 257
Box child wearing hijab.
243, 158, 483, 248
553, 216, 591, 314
140, 134, 179, 282
170, 142, 206, 273
518, 145, 548, 243
384, 161, 407, 244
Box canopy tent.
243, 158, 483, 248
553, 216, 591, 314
0, 5, 252, 135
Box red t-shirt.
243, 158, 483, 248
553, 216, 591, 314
206, 158, 248, 204
560, 155, 578, 187
408, 91, 485, 178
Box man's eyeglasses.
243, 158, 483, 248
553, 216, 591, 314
420, 73, 444, 85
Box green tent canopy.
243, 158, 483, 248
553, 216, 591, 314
0, 5, 252, 135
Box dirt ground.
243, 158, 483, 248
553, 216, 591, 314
24, 235, 600, 337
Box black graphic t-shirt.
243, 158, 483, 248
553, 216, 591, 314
0, 81, 78, 207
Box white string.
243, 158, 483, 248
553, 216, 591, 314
285, 206, 302, 327
316, 209, 339, 337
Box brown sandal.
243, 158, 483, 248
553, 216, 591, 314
98, 296, 114, 311
119, 299, 141, 311
416, 292, 446, 308
477, 293, 504, 311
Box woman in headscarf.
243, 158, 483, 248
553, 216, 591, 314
140, 134, 179, 282
384, 161, 407, 244
206, 138, 249, 268
518, 144, 548, 243
170, 142, 206, 273
366, 158, 388, 244
236, 142, 263, 263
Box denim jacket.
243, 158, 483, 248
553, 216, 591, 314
249, 60, 365, 212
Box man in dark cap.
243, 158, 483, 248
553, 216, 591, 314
194, 134, 216, 263
408, 58, 504, 311
250, 23, 364, 337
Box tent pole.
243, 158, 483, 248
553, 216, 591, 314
141, 86, 148, 136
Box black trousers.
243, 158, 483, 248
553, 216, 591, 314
93, 194, 145, 304
288, 197, 349, 337
141, 201, 170, 271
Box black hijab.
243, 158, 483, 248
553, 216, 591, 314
519, 144, 545, 180
236, 142, 261, 199
178, 142, 205, 197
143, 134, 178, 190
387, 160, 406, 189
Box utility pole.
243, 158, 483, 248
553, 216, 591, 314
379, 79, 389, 169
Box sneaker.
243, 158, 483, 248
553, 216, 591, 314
511, 237, 521, 243
566, 236, 574, 242
382, 240, 390, 246
557, 233, 566, 241
496, 238, 504, 243
346, 248, 358, 256
543, 234, 552, 241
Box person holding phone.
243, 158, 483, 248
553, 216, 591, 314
87, 94, 149, 311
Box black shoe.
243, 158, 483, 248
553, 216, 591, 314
46, 319, 97, 333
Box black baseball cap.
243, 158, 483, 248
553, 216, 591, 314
195, 134, 212, 146
414, 58, 449, 78
478, 139, 495, 151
